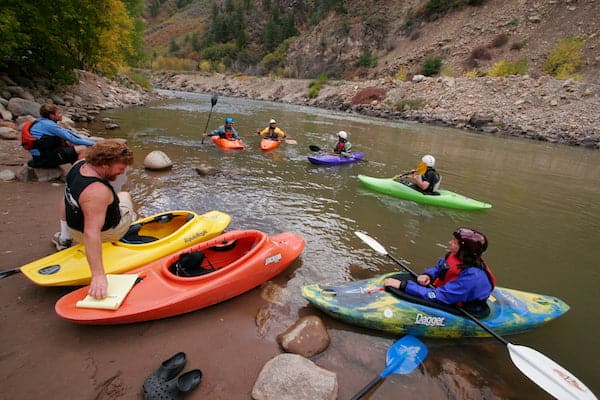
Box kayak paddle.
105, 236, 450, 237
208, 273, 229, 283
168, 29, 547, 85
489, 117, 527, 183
354, 230, 598, 400
350, 335, 428, 400
0, 267, 20, 279
201, 92, 219, 144
393, 162, 427, 179
309, 144, 321, 152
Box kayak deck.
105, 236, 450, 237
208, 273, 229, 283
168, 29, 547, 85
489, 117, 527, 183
20, 210, 232, 286
308, 152, 364, 165
55, 230, 305, 324
302, 274, 569, 338
358, 175, 492, 210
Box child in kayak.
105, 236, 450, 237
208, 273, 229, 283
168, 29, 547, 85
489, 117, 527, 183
384, 227, 496, 316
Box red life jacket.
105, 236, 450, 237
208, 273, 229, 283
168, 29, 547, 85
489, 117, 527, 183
433, 253, 496, 289
224, 131, 234, 140
335, 141, 345, 152
21, 120, 38, 150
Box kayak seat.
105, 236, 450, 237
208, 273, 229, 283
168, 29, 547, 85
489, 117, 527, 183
120, 223, 158, 244
385, 273, 491, 318
170, 251, 215, 277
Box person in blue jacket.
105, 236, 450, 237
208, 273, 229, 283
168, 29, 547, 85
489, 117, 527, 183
207, 117, 240, 140
384, 228, 496, 314
27, 104, 95, 168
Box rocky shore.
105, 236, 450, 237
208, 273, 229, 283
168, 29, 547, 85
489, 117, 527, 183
151, 72, 600, 149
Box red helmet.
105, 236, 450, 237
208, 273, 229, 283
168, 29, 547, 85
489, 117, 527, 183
453, 228, 487, 259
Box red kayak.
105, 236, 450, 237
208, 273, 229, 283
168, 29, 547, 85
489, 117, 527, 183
55, 230, 305, 324
211, 136, 244, 149
260, 138, 281, 151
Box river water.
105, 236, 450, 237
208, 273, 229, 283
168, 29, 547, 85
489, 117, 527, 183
95, 90, 599, 399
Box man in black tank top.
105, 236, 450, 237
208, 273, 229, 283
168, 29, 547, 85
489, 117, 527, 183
62, 139, 135, 299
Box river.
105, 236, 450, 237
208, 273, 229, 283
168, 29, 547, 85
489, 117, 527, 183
94, 90, 600, 399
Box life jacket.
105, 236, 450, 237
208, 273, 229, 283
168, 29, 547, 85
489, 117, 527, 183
21, 120, 38, 150
433, 252, 496, 290
334, 141, 345, 153
224, 130, 234, 140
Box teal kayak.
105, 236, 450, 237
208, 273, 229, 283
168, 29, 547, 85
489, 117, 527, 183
302, 273, 569, 338
357, 175, 492, 210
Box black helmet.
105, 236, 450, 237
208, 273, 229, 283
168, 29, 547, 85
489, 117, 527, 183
453, 227, 487, 259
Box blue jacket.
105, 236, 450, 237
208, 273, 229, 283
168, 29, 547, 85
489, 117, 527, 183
29, 118, 95, 156
404, 258, 493, 305
208, 125, 240, 140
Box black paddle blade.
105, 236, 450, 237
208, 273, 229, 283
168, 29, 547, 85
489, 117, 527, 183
0, 268, 20, 279
309, 145, 321, 152
210, 92, 219, 106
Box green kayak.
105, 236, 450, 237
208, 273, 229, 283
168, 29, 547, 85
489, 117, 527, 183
357, 175, 492, 210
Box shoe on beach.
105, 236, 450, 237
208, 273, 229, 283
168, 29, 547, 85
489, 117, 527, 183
143, 352, 187, 399
143, 368, 202, 400
52, 232, 73, 251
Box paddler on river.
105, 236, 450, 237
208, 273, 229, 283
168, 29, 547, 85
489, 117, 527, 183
384, 227, 496, 317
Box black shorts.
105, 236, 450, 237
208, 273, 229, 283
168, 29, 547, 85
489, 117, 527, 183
28, 147, 78, 168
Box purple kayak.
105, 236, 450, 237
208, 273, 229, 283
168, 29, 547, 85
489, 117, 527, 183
307, 152, 365, 165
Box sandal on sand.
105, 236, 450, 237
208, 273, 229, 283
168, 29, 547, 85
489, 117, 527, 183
143, 352, 187, 396
143, 369, 202, 400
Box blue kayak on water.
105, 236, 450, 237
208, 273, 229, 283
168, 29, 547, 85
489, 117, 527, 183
308, 152, 364, 165
302, 273, 569, 338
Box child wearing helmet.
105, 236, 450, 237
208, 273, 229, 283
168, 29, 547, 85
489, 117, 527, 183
384, 228, 496, 316
207, 117, 240, 140
407, 154, 440, 194
333, 131, 353, 157
257, 118, 286, 140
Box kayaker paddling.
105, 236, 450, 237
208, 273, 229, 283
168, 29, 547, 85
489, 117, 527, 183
400, 154, 441, 194
257, 118, 286, 140
207, 117, 240, 141
333, 130, 353, 157
384, 227, 496, 316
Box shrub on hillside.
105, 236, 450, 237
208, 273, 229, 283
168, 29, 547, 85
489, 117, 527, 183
544, 36, 585, 80
490, 33, 510, 48
486, 59, 527, 77
357, 52, 378, 68
350, 87, 386, 104
308, 73, 328, 98
470, 45, 492, 61
421, 56, 443, 76
395, 98, 425, 111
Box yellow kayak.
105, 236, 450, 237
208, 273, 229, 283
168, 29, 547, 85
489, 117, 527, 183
20, 210, 231, 286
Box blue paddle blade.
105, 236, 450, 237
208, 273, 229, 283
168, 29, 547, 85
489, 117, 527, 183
381, 335, 428, 378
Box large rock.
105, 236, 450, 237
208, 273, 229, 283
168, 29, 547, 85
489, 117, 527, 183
277, 316, 330, 357
17, 165, 64, 182
7, 98, 40, 117
252, 353, 337, 400
143, 150, 173, 170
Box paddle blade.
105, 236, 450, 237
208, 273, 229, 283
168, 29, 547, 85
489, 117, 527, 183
309, 145, 321, 152
285, 139, 297, 144
381, 335, 428, 378
355, 231, 388, 256
210, 91, 219, 106
0, 267, 20, 279
415, 162, 427, 175
508, 344, 597, 400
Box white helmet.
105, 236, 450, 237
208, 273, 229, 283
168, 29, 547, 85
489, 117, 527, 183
422, 154, 435, 167
337, 131, 348, 139
269, 119, 276, 124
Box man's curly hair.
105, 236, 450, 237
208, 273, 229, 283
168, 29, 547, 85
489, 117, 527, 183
85, 139, 134, 166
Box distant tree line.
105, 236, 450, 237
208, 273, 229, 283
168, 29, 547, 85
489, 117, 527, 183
0, 0, 146, 83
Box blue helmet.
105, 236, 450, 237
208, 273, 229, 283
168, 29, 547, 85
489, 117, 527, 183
225, 117, 234, 124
